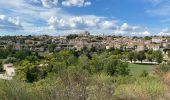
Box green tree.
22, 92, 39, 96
48, 44, 56, 53
78, 55, 91, 72
104, 55, 129, 76
154, 51, 163, 64
17, 60, 34, 81
128, 52, 134, 62
133, 52, 138, 62
0, 49, 10, 59
137, 51, 146, 63
144, 36, 152, 40
17, 60, 47, 82
26, 56, 38, 63
0, 60, 3, 72
146, 50, 154, 62
66, 34, 78, 40
14, 50, 32, 60
90, 54, 105, 73
4, 57, 17, 64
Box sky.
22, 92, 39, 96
1, 0, 170, 36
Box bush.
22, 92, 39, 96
163, 72, 170, 86
0, 72, 115, 100
114, 77, 166, 100
154, 63, 170, 76
140, 70, 149, 77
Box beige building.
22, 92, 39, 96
3, 63, 15, 77
0, 63, 15, 80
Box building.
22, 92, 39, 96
152, 37, 163, 44
136, 44, 146, 51
3, 63, 15, 77
79, 31, 90, 37
0, 63, 15, 80
147, 44, 160, 51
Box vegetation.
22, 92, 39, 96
0, 47, 169, 100
129, 63, 155, 76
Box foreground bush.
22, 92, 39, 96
114, 77, 166, 100
0, 73, 115, 100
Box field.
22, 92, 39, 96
129, 63, 156, 76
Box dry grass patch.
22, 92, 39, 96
114, 78, 166, 100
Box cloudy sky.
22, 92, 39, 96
1, 0, 170, 36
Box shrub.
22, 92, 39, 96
114, 77, 166, 100
140, 70, 149, 77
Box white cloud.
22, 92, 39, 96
41, 0, 58, 8
129, 31, 151, 36
0, 15, 23, 31
158, 28, 170, 36
84, 1, 91, 6
142, 31, 151, 36
100, 21, 117, 29
48, 15, 117, 30
134, 31, 150, 36
119, 23, 141, 32
62, 0, 91, 7
113, 23, 149, 36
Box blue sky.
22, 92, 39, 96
0, 0, 170, 36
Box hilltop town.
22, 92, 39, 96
1, 31, 170, 53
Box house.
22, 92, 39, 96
152, 37, 163, 44
25, 39, 34, 44
126, 43, 135, 50
114, 43, 122, 49
106, 45, 111, 50
91, 42, 106, 50
14, 43, 22, 51
0, 63, 15, 80
79, 31, 90, 37
136, 44, 146, 51
3, 63, 15, 77
147, 44, 160, 51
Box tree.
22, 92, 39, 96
4, 57, 17, 64
78, 55, 91, 72
26, 56, 38, 63
0, 49, 10, 59
17, 60, 34, 81
128, 52, 134, 62
144, 36, 152, 40
146, 50, 154, 62
0, 60, 3, 72
90, 54, 105, 73
17, 60, 47, 82
48, 44, 56, 53
146, 54, 154, 62
104, 55, 129, 76
115, 62, 129, 76
154, 51, 163, 64
14, 50, 32, 60
66, 34, 78, 40
137, 51, 146, 63
57, 50, 77, 66
133, 52, 138, 62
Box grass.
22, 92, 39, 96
129, 63, 156, 76
114, 77, 166, 100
